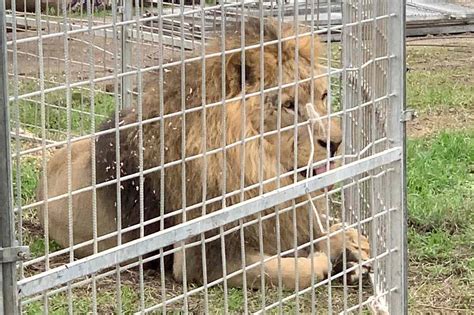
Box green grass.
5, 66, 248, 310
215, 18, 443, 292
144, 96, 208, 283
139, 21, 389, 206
23, 281, 372, 314
24, 284, 139, 315
11, 80, 115, 140
407, 69, 473, 111
12, 156, 40, 206
407, 46, 473, 112
405, 44, 473, 310
407, 131, 473, 233
45, 5, 113, 19
407, 130, 474, 310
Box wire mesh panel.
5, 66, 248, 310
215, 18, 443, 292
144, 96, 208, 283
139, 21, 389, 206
342, 1, 406, 313
1, 0, 406, 313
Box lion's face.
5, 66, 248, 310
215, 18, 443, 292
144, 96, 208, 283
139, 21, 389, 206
267, 81, 341, 179
230, 28, 342, 181
245, 74, 342, 181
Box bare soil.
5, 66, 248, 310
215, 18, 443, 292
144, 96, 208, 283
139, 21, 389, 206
408, 107, 474, 138
406, 34, 474, 137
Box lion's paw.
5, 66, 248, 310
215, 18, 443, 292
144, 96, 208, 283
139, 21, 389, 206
328, 223, 371, 284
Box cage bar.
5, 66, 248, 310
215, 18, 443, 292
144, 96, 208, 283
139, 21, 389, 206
0, 1, 20, 314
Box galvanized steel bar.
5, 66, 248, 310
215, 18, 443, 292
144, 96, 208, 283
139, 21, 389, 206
0, 1, 19, 314
388, 0, 408, 313
17, 147, 402, 298
121, 0, 133, 108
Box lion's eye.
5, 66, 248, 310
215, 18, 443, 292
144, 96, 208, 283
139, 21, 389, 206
317, 140, 327, 148
321, 91, 328, 101
284, 100, 295, 111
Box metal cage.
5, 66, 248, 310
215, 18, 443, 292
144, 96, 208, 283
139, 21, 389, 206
1, 0, 407, 314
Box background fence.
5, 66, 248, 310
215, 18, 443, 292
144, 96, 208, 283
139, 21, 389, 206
1, 0, 406, 314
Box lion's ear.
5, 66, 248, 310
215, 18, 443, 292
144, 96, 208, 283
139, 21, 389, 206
224, 51, 256, 95
298, 35, 321, 62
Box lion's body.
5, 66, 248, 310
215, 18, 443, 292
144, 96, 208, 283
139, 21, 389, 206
38, 21, 370, 290
37, 139, 135, 258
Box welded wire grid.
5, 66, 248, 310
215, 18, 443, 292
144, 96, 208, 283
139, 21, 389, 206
3, 0, 405, 314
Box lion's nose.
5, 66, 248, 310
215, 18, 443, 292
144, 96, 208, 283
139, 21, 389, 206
317, 140, 341, 157
330, 141, 341, 157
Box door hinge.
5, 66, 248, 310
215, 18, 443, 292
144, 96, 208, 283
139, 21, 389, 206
0, 245, 30, 263
401, 109, 416, 122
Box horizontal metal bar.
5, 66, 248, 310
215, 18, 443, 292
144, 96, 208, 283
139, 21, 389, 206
4, 0, 262, 46
4, 13, 198, 50
17, 147, 401, 297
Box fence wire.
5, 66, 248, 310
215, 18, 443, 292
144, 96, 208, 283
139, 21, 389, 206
1, 0, 406, 314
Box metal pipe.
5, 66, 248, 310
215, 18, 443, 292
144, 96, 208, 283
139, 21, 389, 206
388, 0, 408, 313
121, 0, 133, 109
0, 0, 19, 313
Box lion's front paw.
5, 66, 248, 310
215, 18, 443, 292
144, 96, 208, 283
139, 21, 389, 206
327, 223, 371, 284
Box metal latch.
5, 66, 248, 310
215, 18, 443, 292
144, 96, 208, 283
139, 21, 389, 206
401, 108, 416, 122
0, 245, 30, 263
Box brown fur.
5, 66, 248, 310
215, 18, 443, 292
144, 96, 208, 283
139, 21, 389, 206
37, 20, 370, 290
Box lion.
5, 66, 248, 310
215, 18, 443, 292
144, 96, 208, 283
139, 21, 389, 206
37, 20, 370, 290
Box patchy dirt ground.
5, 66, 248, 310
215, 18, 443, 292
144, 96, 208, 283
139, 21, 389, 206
6, 24, 181, 92
405, 34, 474, 314
408, 107, 474, 138
406, 34, 474, 138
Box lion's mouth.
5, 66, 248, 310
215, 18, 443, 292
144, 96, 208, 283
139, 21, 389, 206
298, 161, 336, 191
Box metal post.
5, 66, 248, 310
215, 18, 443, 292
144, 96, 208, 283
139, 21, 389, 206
121, 0, 133, 108
341, 0, 357, 217
0, 1, 19, 314
388, 0, 408, 314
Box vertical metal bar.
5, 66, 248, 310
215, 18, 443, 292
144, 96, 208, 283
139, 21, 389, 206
275, 3, 284, 313
0, 2, 19, 315
219, 2, 228, 313
121, 0, 132, 109
238, 1, 248, 314
134, 0, 145, 312
342, 0, 357, 221
387, 0, 407, 313
85, 0, 99, 313
199, 1, 209, 313
257, 2, 266, 309
340, 1, 351, 312
157, 1, 167, 313
112, 0, 123, 312
291, 0, 300, 310
179, 1, 189, 312
36, 0, 49, 311
325, 2, 334, 313
10, 0, 22, 293
308, 1, 317, 313
60, 0, 74, 312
